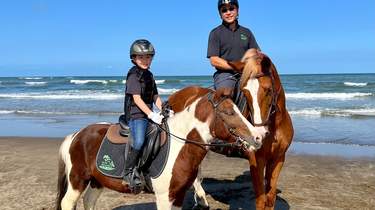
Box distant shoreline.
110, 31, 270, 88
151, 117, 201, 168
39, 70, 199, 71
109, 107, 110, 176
1, 72, 375, 78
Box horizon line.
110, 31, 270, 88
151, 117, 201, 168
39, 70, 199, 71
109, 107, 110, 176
1, 72, 375, 78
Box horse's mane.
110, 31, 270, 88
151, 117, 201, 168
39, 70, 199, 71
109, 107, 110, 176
240, 49, 273, 88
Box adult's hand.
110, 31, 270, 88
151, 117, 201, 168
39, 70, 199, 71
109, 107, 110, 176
227, 60, 245, 73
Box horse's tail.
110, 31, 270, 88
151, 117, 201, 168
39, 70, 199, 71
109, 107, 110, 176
55, 133, 76, 210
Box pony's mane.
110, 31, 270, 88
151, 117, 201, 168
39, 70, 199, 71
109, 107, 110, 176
167, 86, 212, 113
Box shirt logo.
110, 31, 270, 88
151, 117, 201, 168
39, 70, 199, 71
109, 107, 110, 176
240, 34, 247, 41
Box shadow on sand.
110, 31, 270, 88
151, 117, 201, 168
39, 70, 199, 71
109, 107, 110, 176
113, 202, 156, 210
113, 170, 289, 210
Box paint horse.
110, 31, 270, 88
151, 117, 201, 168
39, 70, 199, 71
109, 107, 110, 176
224, 49, 294, 210
55, 86, 260, 210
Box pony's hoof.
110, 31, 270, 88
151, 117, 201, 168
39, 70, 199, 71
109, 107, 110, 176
192, 204, 210, 210
130, 186, 143, 194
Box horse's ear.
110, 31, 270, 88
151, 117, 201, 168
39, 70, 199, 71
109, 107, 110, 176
228, 61, 245, 73
260, 54, 272, 75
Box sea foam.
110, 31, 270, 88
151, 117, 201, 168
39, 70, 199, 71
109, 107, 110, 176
70, 80, 108, 85
25, 82, 47, 86
0, 93, 122, 100
155, 80, 165, 84
286, 92, 372, 100
157, 87, 179, 95
344, 82, 368, 87
290, 108, 375, 117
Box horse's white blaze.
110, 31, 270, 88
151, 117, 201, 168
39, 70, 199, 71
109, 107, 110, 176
151, 98, 213, 209
246, 78, 262, 124
60, 134, 82, 210
244, 78, 269, 139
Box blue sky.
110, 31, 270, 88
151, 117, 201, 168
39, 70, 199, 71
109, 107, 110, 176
0, 0, 374, 76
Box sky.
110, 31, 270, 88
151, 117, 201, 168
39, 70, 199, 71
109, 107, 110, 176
0, 0, 374, 76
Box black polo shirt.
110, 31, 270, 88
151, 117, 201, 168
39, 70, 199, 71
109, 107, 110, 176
207, 22, 259, 72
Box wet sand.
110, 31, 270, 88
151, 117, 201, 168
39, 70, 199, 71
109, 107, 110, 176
0, 137, 374, 210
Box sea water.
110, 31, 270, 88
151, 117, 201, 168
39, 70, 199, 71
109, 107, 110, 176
0, 74, 374, 157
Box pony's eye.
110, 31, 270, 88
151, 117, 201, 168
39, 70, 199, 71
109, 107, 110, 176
265, 88, 272, 96
223, 110, 235, 116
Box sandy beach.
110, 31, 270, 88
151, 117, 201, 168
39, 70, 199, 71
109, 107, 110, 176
0, 136, 374, 210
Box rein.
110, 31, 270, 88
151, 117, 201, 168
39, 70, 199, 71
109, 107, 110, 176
159, 92, 250, 150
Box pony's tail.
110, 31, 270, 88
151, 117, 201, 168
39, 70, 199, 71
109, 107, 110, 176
55, 154, 67, 210
55, 134, 75, 210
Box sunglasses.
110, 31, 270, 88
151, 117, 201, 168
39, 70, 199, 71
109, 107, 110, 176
221, 6, 236, 14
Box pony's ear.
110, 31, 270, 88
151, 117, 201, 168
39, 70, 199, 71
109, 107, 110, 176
228, 61, 245, 73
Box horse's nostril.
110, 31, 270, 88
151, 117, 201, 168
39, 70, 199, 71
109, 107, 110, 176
255, 136, 260, 141
265, 131, 270, 136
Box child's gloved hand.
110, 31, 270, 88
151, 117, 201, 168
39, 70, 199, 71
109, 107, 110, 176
168, 109, 175, 118
148, 111, 164, 125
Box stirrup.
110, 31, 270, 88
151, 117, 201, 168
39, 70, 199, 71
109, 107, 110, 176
123, 169, 144, 194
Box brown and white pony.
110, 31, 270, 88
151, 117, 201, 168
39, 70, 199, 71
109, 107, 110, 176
229, 49, 294, 210
55, 86, 259, 210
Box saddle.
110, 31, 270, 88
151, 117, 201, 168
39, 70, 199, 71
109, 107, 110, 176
96, 122, 169, 178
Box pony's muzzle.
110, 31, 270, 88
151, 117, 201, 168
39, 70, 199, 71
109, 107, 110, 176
239, 136, 262, 151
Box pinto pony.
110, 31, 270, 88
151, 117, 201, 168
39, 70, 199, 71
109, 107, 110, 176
227, 49, 294, 210
55, 86, 259, 210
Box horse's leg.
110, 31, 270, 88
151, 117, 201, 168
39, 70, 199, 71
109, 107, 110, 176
83, 181, 103, 210
153, 170, 199, 210
250, 157, 266, 210
154, 191, 174, 210
59, 134, 88, 210
264, 155, 285, 210
192, 172, 209, 210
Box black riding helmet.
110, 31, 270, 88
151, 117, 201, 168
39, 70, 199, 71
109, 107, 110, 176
129, 39, 155, 59
217, 0, 239, 10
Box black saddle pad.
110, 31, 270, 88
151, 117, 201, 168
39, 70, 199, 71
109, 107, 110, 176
96, 137, 128, 178
96, 122, 171, 179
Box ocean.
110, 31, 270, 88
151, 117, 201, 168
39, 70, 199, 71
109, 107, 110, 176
0, 74, 374, 157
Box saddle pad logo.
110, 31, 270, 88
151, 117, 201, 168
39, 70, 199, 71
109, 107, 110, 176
99, 155, 116, 171
240, 33, 247, 41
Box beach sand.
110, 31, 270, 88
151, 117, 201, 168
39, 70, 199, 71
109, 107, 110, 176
0, 137, 374, 210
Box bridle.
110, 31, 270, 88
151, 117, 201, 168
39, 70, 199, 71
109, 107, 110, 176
243, 66, 279, 127
159, 92, 253, 151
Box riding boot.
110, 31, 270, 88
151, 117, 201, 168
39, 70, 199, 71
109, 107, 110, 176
123, 148, 143, 193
